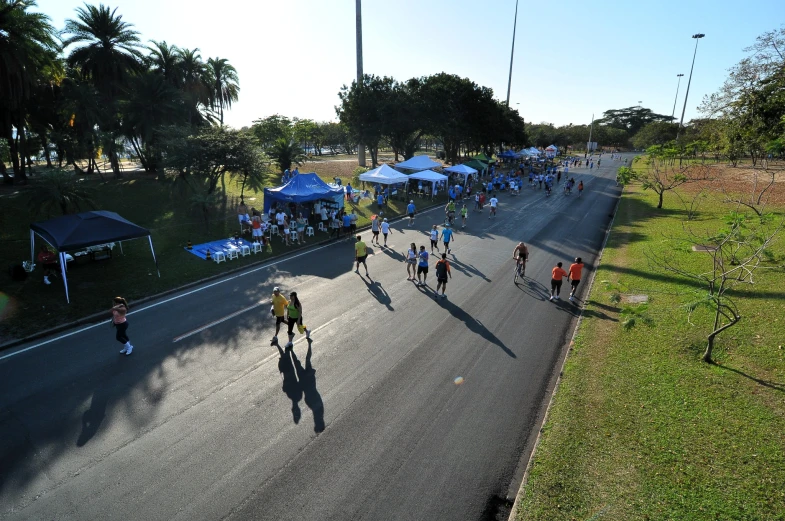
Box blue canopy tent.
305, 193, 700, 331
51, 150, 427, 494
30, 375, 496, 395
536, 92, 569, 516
263, 173, 344, 215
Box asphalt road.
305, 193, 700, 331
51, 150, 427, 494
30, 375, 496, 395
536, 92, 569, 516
0, 154, 626, 521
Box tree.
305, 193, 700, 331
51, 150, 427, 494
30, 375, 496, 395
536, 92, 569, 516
635, 147, 691, 209
27, 169, 96, 216
597, 106, 675, 136
267, 138, 306, 173
336, 74, 393, 166
632, 122, 680, 149
0, 0, 60, 184
63, 3, 145, 177
176, 47, 210, 126
251, 114, 293, 148
147, 40, 181, 86
205, 57, 239, 125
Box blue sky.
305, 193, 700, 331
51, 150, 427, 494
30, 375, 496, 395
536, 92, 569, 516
34, 0, 783, 130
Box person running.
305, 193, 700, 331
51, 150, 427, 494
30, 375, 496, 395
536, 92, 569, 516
406, 242, 417, 280
440, 224, 454, 254
460, 204, 468, 229
429, 225, 440, 254
434, 253, 452, 299
513, 242, 529, 277
568, 257, 584, 301
284, 291, 305, 348
380, 218, 391, 247
354, 235, 369, 276
407, 200, 416, 226
371, 215, 381, 245
550, 262, 569, 301
270, 287, 289, 343
489, 194, 498, 218
416, 246, 430, 286
578, 180, 584, 197
111, 297, 133, 355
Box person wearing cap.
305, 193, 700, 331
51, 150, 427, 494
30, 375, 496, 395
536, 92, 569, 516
406, 200, 416, 227
270, 287, 289, 343
380, 217, 392, 247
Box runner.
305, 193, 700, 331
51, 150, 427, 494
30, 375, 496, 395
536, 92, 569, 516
270, 287, 288, 343
406, 242, 417, 280
354, 235, 369, 276
380, 217, 391, 247
440, 223, 454, 254
429, 225, 440, 254
568, 257, 584, 301
370, 215, 381, 245
445, 200, 456, 225
549, 262, 569, 301
111, 297, 133, 355
460, 203, 468, 229
578, 180, 584, 197
489, 194, 498, 218
474, 192, 480, 211
513, 241, 529, 281
407, 200, 416, 227
284, 291, 308, 348
434, 253, 452, 299
416, 245, 430, 286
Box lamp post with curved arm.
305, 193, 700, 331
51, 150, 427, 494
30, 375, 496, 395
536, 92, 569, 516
677, 34, 705, 139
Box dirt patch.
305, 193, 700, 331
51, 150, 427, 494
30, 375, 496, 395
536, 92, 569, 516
678, 162, 785, 205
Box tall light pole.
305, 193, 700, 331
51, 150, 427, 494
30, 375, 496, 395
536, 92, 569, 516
671, 73, 684, 119
505, 0, 519, 107
586, 113, 594, 157
356, 0, 366, 166
677, 33, 705, 139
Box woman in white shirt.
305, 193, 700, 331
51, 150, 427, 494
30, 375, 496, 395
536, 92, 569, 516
406, 242, 417, 280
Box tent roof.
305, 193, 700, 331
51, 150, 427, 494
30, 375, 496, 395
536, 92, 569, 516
443, 164, 478, 175
472, 153, 495, 163
264, 172, 343, 204
463, 159, 488, 171
407, 169, 448, 182
498, 150, 519, 158
30, 211, 151, 251
395, 155, 442, 171
545, 144, 558, 151
359, 164, 410, 184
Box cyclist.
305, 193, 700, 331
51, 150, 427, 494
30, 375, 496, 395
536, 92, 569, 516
513, 242, 529, 280
445, 200, 456, 225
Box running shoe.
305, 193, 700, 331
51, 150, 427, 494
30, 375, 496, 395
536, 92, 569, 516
125, 345, 133, 356
119, 346, 127, 354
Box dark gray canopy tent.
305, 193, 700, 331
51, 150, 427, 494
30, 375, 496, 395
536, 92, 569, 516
30, 211, 160, 303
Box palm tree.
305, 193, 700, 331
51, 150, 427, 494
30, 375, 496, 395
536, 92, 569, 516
205, 57, 239, 125
177, 48, 210, 126
0, 0, 60, 184
62, 4, 144, 177
147, 40, 181, 86
268, 138, 306, 174
27, 169, 96, 216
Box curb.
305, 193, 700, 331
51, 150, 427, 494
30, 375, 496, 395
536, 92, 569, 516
507, 183, 624, 520
0, 201, 444, 353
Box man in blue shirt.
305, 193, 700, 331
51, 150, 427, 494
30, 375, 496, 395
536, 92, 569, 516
407, 200, 416, 227
342, 212, 352, 237
377, 193, 384, 210
440, 224, 454, 254
416, 245, 429, 286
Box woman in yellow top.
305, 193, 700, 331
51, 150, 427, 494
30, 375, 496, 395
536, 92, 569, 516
284, 291, 309, 348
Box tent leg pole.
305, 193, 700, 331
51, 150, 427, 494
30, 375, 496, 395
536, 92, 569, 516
60, 252, 70, 303
149, 236, 161, 277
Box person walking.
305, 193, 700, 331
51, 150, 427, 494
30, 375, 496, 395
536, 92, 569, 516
568, 257, 584, 301
489, 194, 498, 218
578, 180, 584, 197
550, 262, 569, 301
460, 204, 468, 229
430, 225, 440, 254
434, 253, 452, 299
111, 297, 133, 355
407, 200, 416, 227
354, 235, 369, 276
270, 287, 289, 343
284, 291, 309, 348
416, 245, 430, 286
380, 218, 392, 247
440, 223, 454, 254
406, 242, 417, 280
371, 215, 381, 245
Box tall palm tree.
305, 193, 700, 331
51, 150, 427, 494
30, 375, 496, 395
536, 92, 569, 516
176, 48, 209, 126
0, 0, 60, 184
205, 57, 239, 126
62, 4, 144, 177
147, 40, 181, 87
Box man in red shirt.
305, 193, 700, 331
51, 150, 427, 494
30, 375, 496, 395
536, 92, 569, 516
36, 245, 58, 285
550, 261, 568, 301
569, 257, 584, 301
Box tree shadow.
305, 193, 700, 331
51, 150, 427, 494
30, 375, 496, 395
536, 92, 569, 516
714, 363, 785, 393
292, 341, 325, 433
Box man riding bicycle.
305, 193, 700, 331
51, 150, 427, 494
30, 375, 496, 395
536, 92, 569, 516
513, 242, 529, 279
445, 200, 456, 225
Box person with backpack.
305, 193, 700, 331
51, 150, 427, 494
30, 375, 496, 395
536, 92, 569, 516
434, 253, 452, 299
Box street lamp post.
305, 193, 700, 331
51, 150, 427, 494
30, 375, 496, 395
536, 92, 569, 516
505, 0, 519, 107
677, 34, 705, 139
671, 73, 684, 119
356, 0, 366, 166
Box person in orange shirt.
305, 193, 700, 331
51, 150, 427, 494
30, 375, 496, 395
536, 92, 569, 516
550, 262, 568, 301
568, 257, 584, 301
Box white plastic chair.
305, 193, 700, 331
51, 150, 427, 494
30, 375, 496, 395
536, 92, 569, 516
306, 226, 315, 237
251, 242, 262, 254
212, 251, 226, 264
240, 245, 251, 257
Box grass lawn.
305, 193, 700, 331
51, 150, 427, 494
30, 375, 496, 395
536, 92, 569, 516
0, 157, 447, 343
516, 180, 785, 520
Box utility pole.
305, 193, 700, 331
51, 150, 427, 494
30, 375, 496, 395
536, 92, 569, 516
505, 0, 519, 107
586, 113, 594, 157
671, 73, 684, 119
677, 33, 705, 139
356, 0, 366, 166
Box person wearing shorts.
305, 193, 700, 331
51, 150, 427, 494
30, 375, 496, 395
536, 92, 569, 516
440, 224, 454, 254
578, 181, 584, 196
434, 253, 452, 298
371, 216, 381, 245
407, 201, 416, 227
489, 196, 498, 218
430, 225, 439, 253
550, 262, 568, 301
416, 246, 429, 286
569, 257, 584, 301
270, 287, 289, 343
380, 218, 391, 246
460, 205, 468, 228
354, 235, 369, 276
406, 242, 417, 280
251, 215, 263, 242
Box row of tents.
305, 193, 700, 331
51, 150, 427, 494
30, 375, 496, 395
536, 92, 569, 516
498, 145, 559, 160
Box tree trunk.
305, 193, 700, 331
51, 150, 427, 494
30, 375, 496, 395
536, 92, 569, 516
42, 133, 53, 168
657, 191, 664, 209
8, 136, 21, 184
0, 160, 10, 184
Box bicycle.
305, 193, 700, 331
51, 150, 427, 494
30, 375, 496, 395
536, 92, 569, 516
514, 257, 526, 283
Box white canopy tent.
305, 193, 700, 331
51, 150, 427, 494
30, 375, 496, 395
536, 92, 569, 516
395, 155, 442, 172
443, 163, 478, 184
359, 164, 410, 185
407, 169, 448, 198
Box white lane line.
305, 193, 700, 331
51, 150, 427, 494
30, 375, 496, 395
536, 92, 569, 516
173, 303, 264, 342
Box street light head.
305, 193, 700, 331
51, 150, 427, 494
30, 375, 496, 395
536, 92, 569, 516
677, 73, 684, 77
692, 33, 705, 39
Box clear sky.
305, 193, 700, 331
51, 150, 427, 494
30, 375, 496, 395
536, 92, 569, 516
33, 0, 783, 130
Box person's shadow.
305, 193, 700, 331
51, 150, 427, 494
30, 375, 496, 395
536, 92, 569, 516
76, 359, 124, 447
291, 341, 325, 433
363, 277, 394, 311
277, 345, 303, 424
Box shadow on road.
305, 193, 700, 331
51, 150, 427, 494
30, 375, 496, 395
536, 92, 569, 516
362, 277, 393, 311
514, 277, 549, 301
276, 341, 325, 432
438, 298, 517, 359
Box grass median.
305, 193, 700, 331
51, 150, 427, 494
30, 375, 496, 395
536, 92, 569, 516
516, 182, 785, 520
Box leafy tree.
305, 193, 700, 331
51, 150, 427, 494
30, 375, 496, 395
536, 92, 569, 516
27, 168, 96, 216
632, 122, 680, 149
205, 57, 239, 125
267, 138, 306, 173
635, 147, 691, 209
597, 106, 674, 137
337, 74, 393, 166
251, 114, 293, 148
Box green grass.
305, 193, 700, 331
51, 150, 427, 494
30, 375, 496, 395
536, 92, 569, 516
0, 164, 447, 343
516, 183, 785, 520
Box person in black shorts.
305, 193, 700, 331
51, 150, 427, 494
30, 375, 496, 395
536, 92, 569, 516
434, 253, 452, 299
